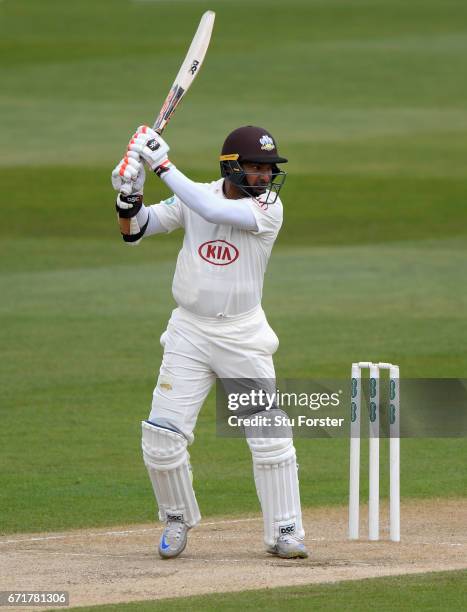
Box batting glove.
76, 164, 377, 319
111, 150, 146, 197
128, 125, 172, 175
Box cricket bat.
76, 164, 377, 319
118, 11, 215, 229
153, 10, 215, 134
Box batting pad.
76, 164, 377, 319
141, 421, 201, 527
248, 436, 305, 546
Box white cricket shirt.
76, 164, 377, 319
150, 178, 283, 317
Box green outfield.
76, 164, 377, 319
70, 570, 467, 611
1, 0, 466, 607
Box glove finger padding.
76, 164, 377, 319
127, 125, 170, 171
126, 126, 151, 155
111, 154, 146, 195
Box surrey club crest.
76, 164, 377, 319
259, 135, 275, 151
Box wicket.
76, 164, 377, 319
348, 362, 400, 542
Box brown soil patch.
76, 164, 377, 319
1, 499, 466, 610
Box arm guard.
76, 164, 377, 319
116, 194, 167, 244
116, 194, 149, 245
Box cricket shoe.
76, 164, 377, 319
266, 535, 309, 559
158, 514, 189, 559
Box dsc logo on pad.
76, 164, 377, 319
198, 240, 239, 266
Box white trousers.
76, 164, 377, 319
146, 305, 305, 546
149, 305, 279, 441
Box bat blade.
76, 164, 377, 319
153, 10, 215, 134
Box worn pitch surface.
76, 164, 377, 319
1, 499, 466, 609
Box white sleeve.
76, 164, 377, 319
247, 197, 283, 239
135, 195, 184, 237
160, 166, 258, 231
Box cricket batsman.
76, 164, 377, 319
111, 125, 308, 560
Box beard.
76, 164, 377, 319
243, 182, 268, 197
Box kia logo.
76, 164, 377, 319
198, 240, 239, 266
